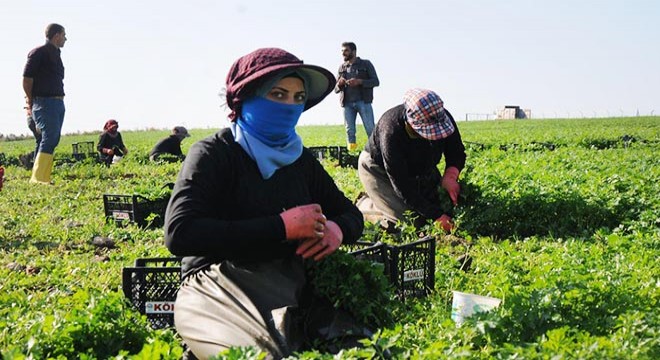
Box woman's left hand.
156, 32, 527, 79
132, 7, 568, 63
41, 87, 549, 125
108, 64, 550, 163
296, 220, 343, 261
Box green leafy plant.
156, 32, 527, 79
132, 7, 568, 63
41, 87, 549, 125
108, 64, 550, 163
306, 251, 395, 328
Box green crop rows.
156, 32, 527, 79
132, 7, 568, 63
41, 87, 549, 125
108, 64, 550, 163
0, 117, 658, 359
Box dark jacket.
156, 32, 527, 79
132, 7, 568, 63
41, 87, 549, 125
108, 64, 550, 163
334, 57, 379, 106
97, 131, 126, 164
365, 105, 466, 220
165, 128, 364, 279
150, 135, 183, 158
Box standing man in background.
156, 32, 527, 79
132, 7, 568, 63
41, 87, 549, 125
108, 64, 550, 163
334, 42, 379, 151
22, 23, 67, 185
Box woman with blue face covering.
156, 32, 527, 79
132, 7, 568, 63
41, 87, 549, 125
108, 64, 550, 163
164, 48, 364, 359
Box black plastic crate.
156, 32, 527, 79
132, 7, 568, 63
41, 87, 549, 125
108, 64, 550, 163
308, 146, 343, 162
308, 146, 358, 169
344, 241, 388, 269
339, 151, 358, 169
72, 141, 96, 160
387, 236, 436, 301
103, 194, 169, 227
345, 236, 435, 300
122, 257, 182, 329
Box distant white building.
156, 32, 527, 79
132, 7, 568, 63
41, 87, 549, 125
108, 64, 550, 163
497, 105, 531, 119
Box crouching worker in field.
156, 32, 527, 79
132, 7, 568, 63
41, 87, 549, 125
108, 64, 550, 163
149, 126, 190, 162
97, 119, 129, 166
164, 48, 365, 359
357, 88, 466, 232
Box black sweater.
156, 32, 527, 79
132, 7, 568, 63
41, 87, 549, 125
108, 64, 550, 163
97, 132, 126, 156
365, 105, 466, 220
165, 128, 364, 278
149, 135, 183, 157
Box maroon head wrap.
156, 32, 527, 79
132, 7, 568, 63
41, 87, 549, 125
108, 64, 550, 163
103, 119, 118, 131
224, 48, 335, 121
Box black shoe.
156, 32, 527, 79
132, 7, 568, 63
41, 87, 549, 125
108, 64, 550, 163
379, 220, 400, 235
455, 254, 472, 272
19, 153, 33, 169
181, 347, 198, 360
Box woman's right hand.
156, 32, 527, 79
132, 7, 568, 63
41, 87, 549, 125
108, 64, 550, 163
280, 204, 326, 240
296, 220, 343, 261
435, 214, 454, 232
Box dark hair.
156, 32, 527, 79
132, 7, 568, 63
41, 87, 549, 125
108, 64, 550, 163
45, 23, 65, 40
341, 42, 357, 52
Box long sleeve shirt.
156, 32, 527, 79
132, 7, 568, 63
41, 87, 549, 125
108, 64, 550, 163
165, 128, 364, 278
365, 105, 466, 220
23, 42, 65, 97
334, 57, 379, 105
97, 131, 126, 154
149, 135, 183, 158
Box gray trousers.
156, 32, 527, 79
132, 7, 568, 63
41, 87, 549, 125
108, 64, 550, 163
357, 151, 411, 224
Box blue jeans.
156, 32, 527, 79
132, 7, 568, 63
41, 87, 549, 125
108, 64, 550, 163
32, 97, 65, 154
27, 115, 42, 157
343, 100, 375, 144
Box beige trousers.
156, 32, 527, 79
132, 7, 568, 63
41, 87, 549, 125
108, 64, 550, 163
174, 258, 306, 359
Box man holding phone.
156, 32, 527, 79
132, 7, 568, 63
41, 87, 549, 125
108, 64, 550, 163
334, 42, 379, 151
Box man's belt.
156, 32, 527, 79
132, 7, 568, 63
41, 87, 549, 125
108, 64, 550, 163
35, 96, 64, 100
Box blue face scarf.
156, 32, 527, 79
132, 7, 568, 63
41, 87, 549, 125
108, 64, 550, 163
234, 96, 304, 179
238, 97, 304, 146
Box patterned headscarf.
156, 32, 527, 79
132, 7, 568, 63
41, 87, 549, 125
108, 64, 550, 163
403, 89, 455, 140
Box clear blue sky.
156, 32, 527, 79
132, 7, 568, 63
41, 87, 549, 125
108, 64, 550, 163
1, 0, 659, 137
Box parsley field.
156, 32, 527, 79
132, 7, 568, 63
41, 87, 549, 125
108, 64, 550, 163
0, 117, 658, 359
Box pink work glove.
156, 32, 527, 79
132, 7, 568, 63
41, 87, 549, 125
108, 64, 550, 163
442, 166, 461, 205
280, 204, 326, 240
296, 221, 343, 261
435, 214, 454, 232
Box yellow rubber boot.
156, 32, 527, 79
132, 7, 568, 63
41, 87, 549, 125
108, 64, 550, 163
30, 152, 54, 185
348, 143, 358, 151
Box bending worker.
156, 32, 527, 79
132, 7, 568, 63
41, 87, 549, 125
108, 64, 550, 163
357, 88, 466, 231
149, 126, 191, 162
